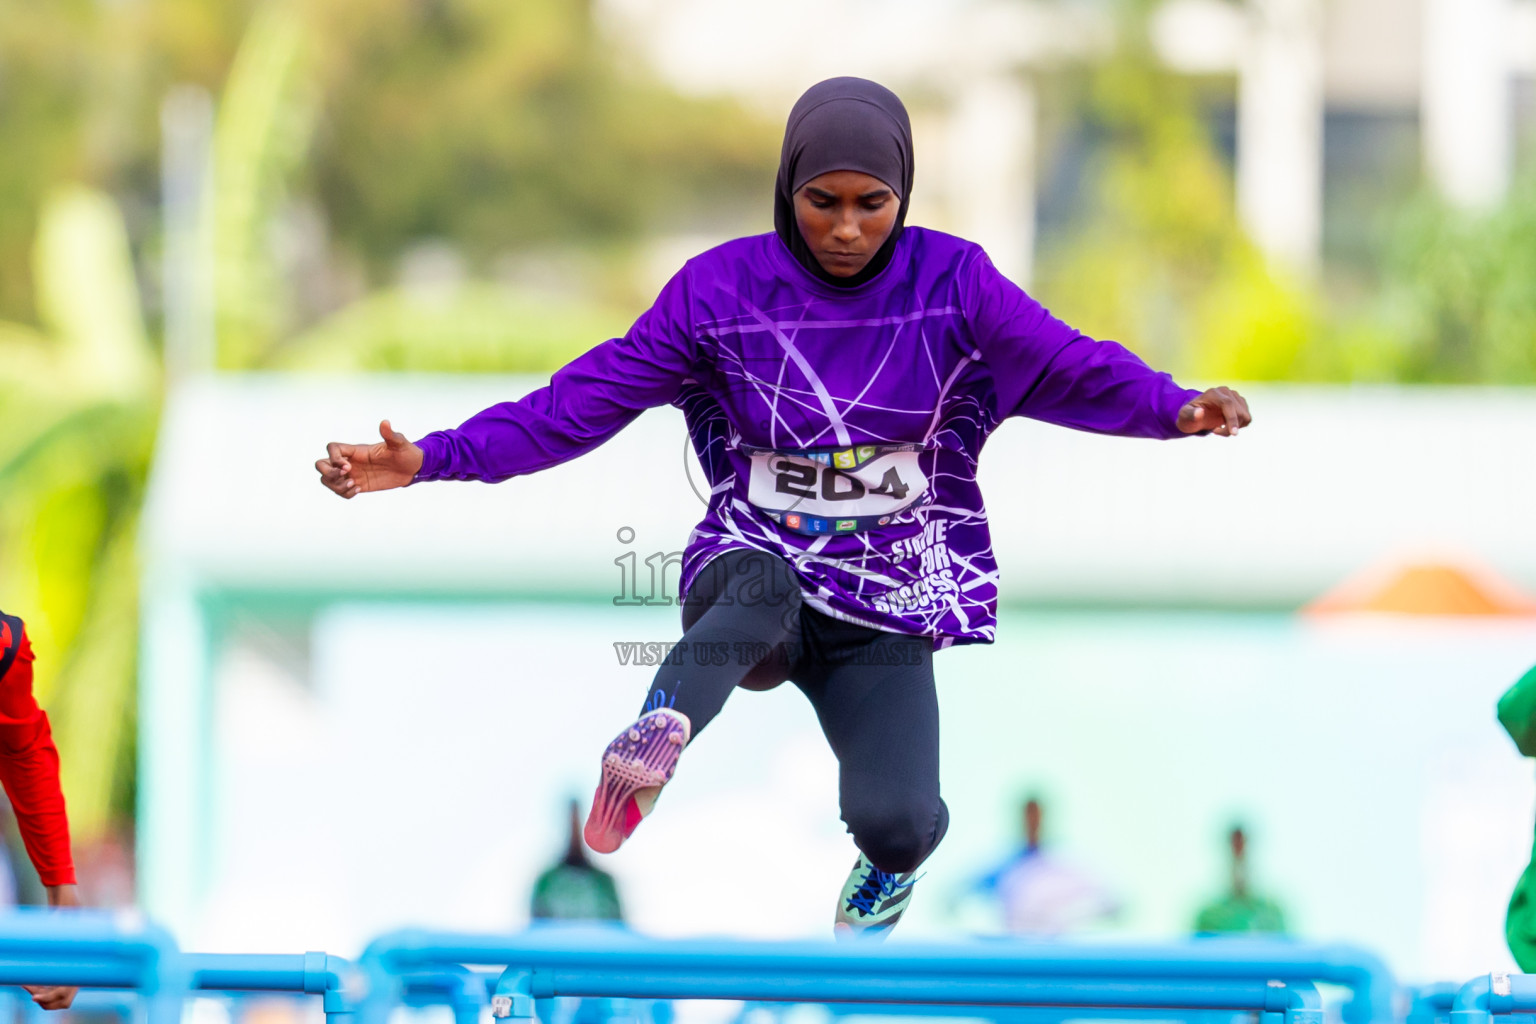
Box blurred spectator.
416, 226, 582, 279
1193, 825, 1288, 934
531, 799, 624, 923
969, 796, 1120, 935
530, 801, 634, 1024
1498, 663, 1536, 970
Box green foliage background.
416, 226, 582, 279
0, 0, 771, 849
0, 0, 1533, 856
1032, 6, 1536, 386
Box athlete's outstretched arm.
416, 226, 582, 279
316, 270, 702, 497
961, 250, 1251, 440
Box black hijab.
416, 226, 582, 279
774, 77, 914, 288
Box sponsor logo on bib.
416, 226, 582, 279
742, 443, 929, 535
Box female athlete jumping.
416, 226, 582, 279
315, 77, 1251, 938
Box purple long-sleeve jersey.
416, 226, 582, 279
415, 228, 1200, 647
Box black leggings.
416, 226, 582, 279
639, 549, 949, 874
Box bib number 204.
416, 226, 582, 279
773, 458, 910, 502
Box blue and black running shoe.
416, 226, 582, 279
834, 852, 919, 939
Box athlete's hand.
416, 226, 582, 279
315, 420, 424, 499
24, 885, 80, 1010
1177, 387, 1251, 437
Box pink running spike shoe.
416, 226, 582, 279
583, 707, 691, 854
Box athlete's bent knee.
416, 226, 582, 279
845, 801, 943, 874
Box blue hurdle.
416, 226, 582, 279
0, 911, 1453, 1024
1407, 983, 1460, 1024
395, 966, 490, 1024
1449, 973, 1536, 1024
356, 927, 1397, 1024
182, 952, 354, 1023
0, 913, 182, 1024
0, 914, 354, 1024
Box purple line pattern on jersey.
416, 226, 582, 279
414, 228, 1201, 647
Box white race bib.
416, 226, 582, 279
744, 445, 928, 534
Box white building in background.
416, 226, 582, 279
1423, 0, 1536, 209
599, 0, 1536, 276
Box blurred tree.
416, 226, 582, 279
0, 0, 772, 851
1033, 0, 1536, 386
0, 0, 253, 327
212, 1, 317, 370
304, 0, 769, 278
1032, 6, 1316, 383
1376, 182, 1536, 383
0, 0, 771, 360
0, 187, 159, 843
273, 283, 629, 373
0, 0, 255, 843
208, 0, 773, 369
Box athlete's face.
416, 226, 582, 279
793, 170, 900, 278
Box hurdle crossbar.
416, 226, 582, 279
358, 928, 1394, 1024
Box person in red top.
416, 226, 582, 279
0, 611, 80, 1010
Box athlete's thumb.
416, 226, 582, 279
379, 419, 407, 449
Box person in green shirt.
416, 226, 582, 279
1193, 824, 1288, 934
529, 801, 636, 1024
531, 799, 624, 923
1498, 664, 1536, 970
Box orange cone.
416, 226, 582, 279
1304, 559, 1536, 617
